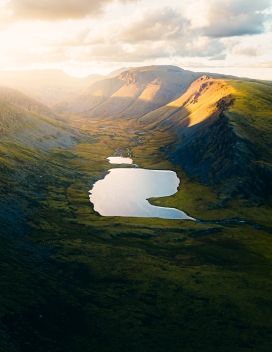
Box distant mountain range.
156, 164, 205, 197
0, 68, 134, 107
54, 66, 203, 116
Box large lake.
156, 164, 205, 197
89, 157, 194, 220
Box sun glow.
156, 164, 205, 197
0, 0, 271, 79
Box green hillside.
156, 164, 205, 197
133, 75, 272, 205
1, 67, 272, 351
226, 79, 272, 164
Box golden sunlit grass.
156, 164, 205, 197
137, 76, 233, 129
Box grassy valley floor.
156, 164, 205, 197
1, 118, 272, 351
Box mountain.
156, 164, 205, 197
1, 66, 272, 352
0, 86, 82, 151
106, 67, 133, 78
0, 86, 59, 120
54, 65, 272, 204
136, 75, 272, 204
55, 65, 203, 116
0, 69, 103, 107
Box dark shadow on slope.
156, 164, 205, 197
63, 66, 203, 118
81, 74, 202, 120
140, 99, 272, 205
83, 80, 201, 120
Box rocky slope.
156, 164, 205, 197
55, 65, 202, 117
0, 86, 59, 120
0, 86, 81, 151
138, 75, 272, 204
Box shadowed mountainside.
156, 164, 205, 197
55, 65, 203, 117
135, 75, 272, 204
53, 65, 272, 204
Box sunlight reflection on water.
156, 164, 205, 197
89, 158, 194, 220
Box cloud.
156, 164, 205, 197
185, 0, 272, 37
119, 7, 188, 42
111, 7, 226, 60
177, 37, 225, 57
232, 46, 263, 57
38, 6, 226, 62
1, 0, 137, 22
72, 41, 172, 62
1, 1, 271, 71
65, 35, 225, 63
209, 53, 227, 61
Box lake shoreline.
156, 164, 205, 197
89, 157, 195, 221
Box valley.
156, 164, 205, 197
0, 66, 272, 351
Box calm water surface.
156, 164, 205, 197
89, 157, 194, 220
107, 156, 133, 164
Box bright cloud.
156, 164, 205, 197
1, 0, 138, 21
119, 7, 188, 42
0, 0, 271, 77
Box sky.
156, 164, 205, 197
0, 0, 272, 79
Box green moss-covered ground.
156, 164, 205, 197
1, 119, 272, 351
